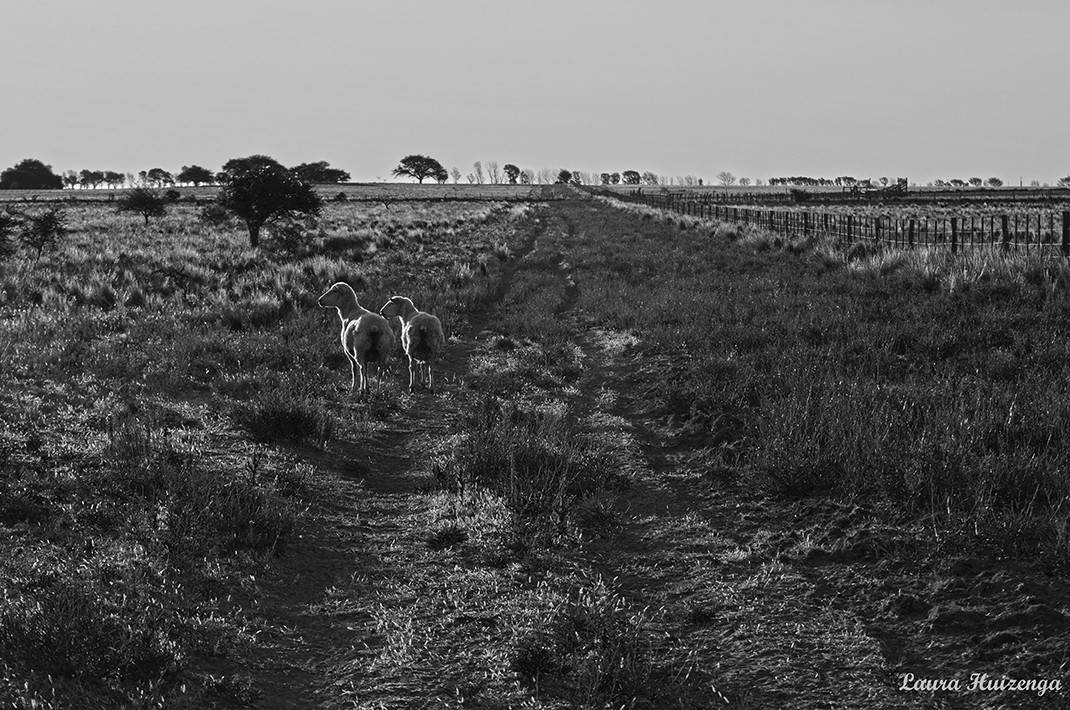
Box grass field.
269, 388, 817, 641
0, 183, 568, 205
1, 191, 1068, 708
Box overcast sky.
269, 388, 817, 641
2, 1, 1067, 185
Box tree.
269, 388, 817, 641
520, 169, 534, 184
949, 179, 966, 188
61, 171, 79, 189
738, 177, 751, 187
987, 177, 1005, 187
79, 170, 104, 189
503, 164, 520, 184
177, 165, 215, 186
622, 170, 640, 185
117, 187, 168, 225
291, 161, 350, 184
145, 168, 174, 187
968, 177, 983, 187
640, 171, 659, 185
217, 155, 322, 248
473, 161, 484, 184
716, 171, 736, 187
1056, 176, 1070, 188
0, 159, 63, 190
104, 171, 125, 188
450, 167, 462, 183
487, 161, 501, 184
555, 169, 572, 184
392, 155, 447, 183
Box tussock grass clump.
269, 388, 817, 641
0, 567, 186, 708
102, 412, 302, 559
433, 397, 619, 551
512, 577, 719, 708
231, 383, 333, 447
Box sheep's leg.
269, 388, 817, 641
408, 357, 417, 393
357, 358, 368, 393
427, 361, 435, 393
347, 352, 358, 391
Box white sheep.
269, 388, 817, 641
318, 282, 395, 393
379, 295, 445, 393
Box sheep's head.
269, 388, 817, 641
379, 295, 416, 319
318, 282, 356, 310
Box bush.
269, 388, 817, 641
18, 208, 67, 259
116, 187, 168, 226
0, 212, 18, 261
199, 202, 232, 226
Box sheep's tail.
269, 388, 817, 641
413, 324, 435, 360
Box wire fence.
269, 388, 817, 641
608, 190, 1070, 257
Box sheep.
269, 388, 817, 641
379, 295, 445, 393
317, 282, 395, 393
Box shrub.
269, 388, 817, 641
116, 187, 169, 226
199, 202, 232, 226
0, 211, 18, 261
18, 208, 67, 259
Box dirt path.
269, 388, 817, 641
524, 202, 1066, 708
237, 214, 547, 708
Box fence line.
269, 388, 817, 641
609, 190, 1070, 257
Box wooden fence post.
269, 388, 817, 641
1001, 215, 1010, 252
908, 219, 915, 250
846, 215, 853, 244
874, 216, 881, 246
951, 217, 958, 255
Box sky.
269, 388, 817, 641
2, 1, 1067, 186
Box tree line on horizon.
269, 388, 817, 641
5, 157, 1070, 193
0, 159, 351, 191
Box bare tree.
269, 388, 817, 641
487, 161, 501, 184
450, 167, 461, 183
473, 161, 484, 184
738, 177, 751, 187
716, 171, 736, 187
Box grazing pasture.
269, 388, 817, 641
1, 191, 1068, 708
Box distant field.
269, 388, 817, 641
0, 182, 570, 203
